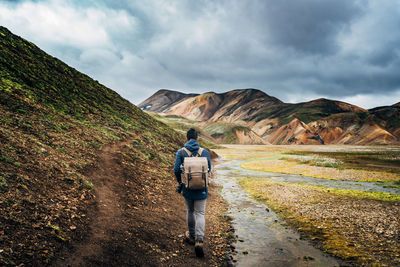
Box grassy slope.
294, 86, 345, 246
204, 122, 251, 144
0, 26, 185, 265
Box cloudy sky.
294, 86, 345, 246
1, 0, 400, 108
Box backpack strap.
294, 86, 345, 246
181, 147, 203, 159
181, 148, 184, 163
197, 147, 204, 157
182, 147, 192, 157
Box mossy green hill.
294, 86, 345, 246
0, 26, 187, 265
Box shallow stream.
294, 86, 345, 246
227, 158, 400, 195
215, 159, 341, 266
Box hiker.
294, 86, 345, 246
174, 128, 211, 258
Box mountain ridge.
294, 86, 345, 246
140, 89, 400, 145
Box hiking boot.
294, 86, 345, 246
194, 241, 204, 257
184, 231, 195, 245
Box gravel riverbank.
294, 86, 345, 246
240, 179, 400, 266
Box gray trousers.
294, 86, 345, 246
185, 198, 207, 242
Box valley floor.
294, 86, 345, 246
215, 145, 400, 266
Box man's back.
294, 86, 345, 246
173, 128, 211, 257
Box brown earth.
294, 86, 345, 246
56, 138, 234, 266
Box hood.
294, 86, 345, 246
184, 138, 200, 153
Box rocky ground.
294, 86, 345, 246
239, 179, 400, 266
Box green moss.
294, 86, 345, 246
49, 225, 60, 232
0, 152, 15, 163
0, 175, 7, 191
239, 177, 400, 202
318, 186, 400, 202
57, 235, 66, 242
79, 177, 94, 190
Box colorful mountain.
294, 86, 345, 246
140, 89, 399, 145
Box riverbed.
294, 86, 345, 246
215, 159, 340, 266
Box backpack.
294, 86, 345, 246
181, 147, 208, 190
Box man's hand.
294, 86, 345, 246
176, 183, 183, 194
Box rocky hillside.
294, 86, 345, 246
0, 26, 232, 266
369, 103, 400, 139
140, 89, 400, 145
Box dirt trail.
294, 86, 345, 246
56, 139, 232, 266
59, 140, 132, 266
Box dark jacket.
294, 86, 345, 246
174, 139, 211, 200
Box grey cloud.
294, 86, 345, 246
251, 0, 362, 54
1, 0, 400, 108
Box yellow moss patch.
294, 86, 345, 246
314, 186, 400, 202
241, 159, 400, 182
240, 178, 400, 202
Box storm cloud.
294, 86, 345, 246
0, 0, 399, 108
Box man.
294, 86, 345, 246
174, 128, 211, 258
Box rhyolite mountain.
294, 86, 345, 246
140, 89, 199, 112
139, 89, 400, 145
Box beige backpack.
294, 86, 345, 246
181, 147, 208, 190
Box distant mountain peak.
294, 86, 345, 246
138, 89, 199, 112
302, 97, 367, 113
230, 88, 264, 93
153, 88, 199, 96
227, 88, 272, 96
